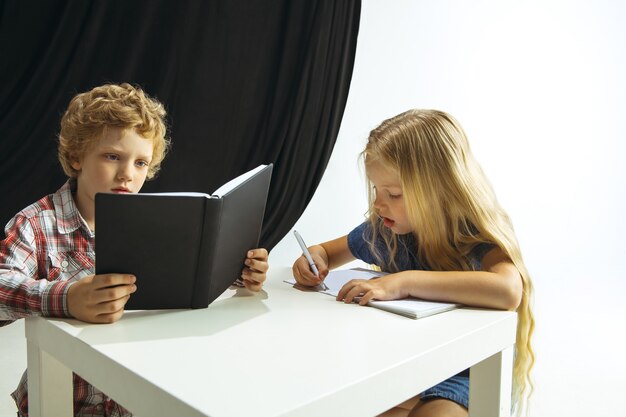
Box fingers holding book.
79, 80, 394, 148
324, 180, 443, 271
68, 273, 137, 323
241, 248, 269, 292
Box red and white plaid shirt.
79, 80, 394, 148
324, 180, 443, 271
1, 180, 131, 416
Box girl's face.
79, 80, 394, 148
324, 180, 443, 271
367, 160, 412, 235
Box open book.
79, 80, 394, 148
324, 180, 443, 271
96, 164, 273, 310
285, 268, 460, 319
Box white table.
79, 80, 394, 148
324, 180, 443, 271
25, 267, 516, 417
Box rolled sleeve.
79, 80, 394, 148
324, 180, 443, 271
1, 213, 74, 322
0, 272, 74, 322
41, 279, 73, 317
347, 222, 378, 264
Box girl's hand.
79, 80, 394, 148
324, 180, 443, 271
336, 272, 409, 305
241, 248, 269, 292
67, 273, 137, 323
292, 253, 329, 287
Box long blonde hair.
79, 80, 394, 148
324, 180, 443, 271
363, 109, 534, 415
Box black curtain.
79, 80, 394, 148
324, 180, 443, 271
0, 0, 360, 250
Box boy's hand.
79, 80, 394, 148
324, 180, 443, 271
67, 274, 137, 323
241, 248, 269, 292
292, 253, 329, 287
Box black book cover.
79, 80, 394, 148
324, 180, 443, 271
95, 164, 273, 309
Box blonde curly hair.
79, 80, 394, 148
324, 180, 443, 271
58, 83, 170, 179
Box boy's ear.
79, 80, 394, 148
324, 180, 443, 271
71, 160, 82, 171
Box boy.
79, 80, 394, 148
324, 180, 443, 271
0, 83, 270, 416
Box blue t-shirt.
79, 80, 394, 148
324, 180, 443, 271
347, 221, 494, 380
347, 221, 493, 272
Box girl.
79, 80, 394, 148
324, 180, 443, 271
292, 109, 534, 417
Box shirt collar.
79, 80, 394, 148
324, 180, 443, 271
52, 179, 91, 235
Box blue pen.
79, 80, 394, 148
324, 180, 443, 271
293, 230, 328, 290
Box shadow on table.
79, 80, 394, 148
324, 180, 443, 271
65, 286, 270, 344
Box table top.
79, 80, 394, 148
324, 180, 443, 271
27, 266, 517, 417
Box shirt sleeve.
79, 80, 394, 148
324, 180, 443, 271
347, 222, 379, 265
470, 242, 497, 270
0, 214, 72, 325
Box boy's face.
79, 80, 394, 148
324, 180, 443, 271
72, 127, 154, 221
367, 159, 411, 235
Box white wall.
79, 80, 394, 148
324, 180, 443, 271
272, 1, 626, 416
0, 320, 25, 414
2, 1, 624, 416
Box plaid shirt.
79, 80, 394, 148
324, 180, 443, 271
1, 181, 131, 416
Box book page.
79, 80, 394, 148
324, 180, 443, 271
369, 298, 459, 319
137, 192, 210, 197
212, 165, 267, 197
284, 268, 459, 319
283, 268, 384, 295
115, 165, 267, 198
318, 268, 385, 296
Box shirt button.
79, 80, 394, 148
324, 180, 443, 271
61, 260, 69, 269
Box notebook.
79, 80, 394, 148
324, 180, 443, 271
285, 268, 460, 319
96, 164, 273, 310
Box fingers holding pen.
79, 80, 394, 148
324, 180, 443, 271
292, 254, 328, 287
291, 257, 316, 286
292, 230, 330, 287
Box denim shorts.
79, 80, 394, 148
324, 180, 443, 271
420, 369, 469, 409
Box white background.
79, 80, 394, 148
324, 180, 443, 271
2, 1, 625, 416
271, 1, 626, 416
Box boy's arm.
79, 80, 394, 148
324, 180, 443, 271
0, 215, 73, 324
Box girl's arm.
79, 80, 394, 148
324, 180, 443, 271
337, 247, 523, 311
292, 235, 355, 286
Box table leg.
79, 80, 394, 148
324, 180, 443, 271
468, 346, 514, 417
27, 340, 73, 417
